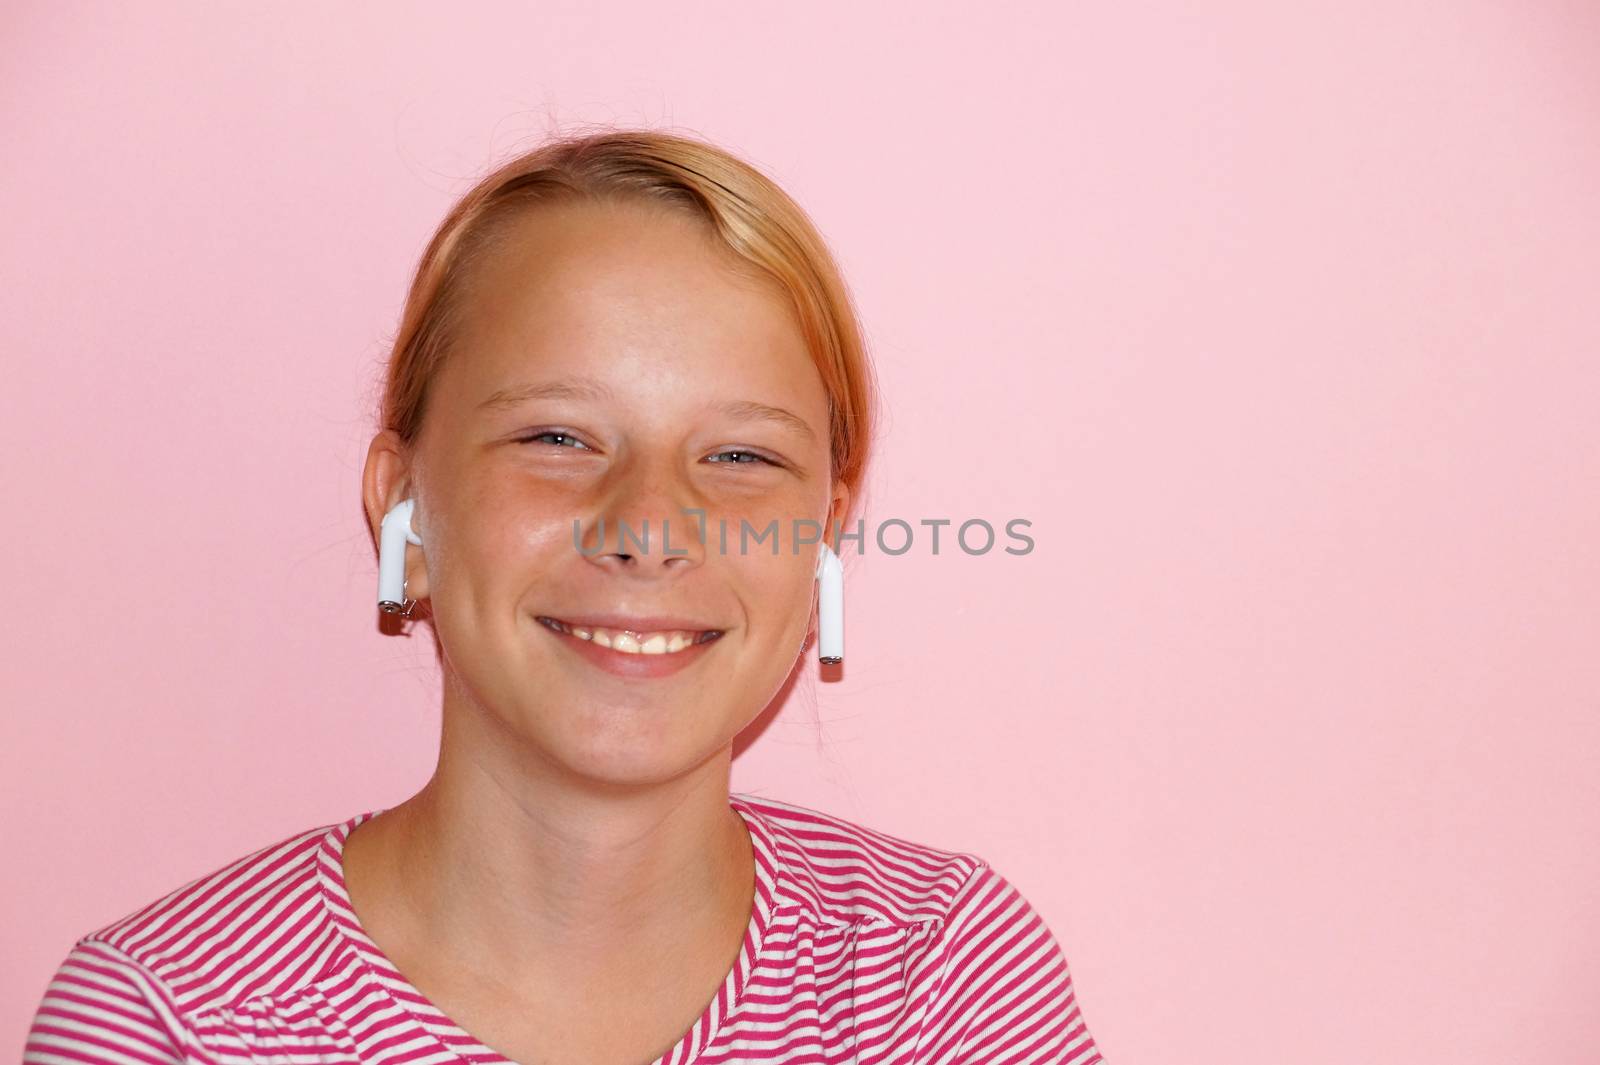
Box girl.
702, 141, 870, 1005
25, 129, 1104, 1065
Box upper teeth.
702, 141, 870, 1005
541, 618, 716, 655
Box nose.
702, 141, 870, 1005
577, 461, 707, 577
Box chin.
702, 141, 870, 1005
516, 693, 728, 776
547, 744, 716, 790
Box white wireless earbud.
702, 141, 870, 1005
815, 541, 844, 664
378, 498, 423, 615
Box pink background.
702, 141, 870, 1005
5, 3, 1599, 1061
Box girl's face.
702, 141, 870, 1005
368, 197, 846, 785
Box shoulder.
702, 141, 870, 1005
918, 862, 1107, 1063
26, 812, 353, 1057
24, 937, 193, 1064
732, 790, 988, 929
733, 793, 1107, 1061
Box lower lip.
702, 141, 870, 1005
538, 620, 722, 679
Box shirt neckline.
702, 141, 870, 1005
315, 791, 789, 1065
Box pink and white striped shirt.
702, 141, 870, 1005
24, 791, 1105, 1064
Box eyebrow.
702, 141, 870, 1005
477, 377, 615, 411
711, 399, 818, 444
477, 376, 818, 444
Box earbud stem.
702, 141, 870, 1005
816, 543, 844, 664
378, 498, 423, 613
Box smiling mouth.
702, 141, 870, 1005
535, 617, 724, 655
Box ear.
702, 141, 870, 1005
825, 480, 853, 555
362, 430, 431, 604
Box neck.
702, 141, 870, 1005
360, 691, 754, 992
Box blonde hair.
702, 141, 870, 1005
377, 127, 877, 521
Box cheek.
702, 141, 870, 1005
736, 555, 816, 641
701, 491, 833, 566
438, 482, 569, 601
473, 474, 581, 544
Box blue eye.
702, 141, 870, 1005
519, 431, 592, 450
708, 449, 777, 466
517, 432, 776, 466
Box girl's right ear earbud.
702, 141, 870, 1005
378, 498, 423, 615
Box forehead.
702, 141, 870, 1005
440, 198, 818, 404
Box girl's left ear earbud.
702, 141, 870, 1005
815, 541, 844, 664
378, 498, 424, 616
